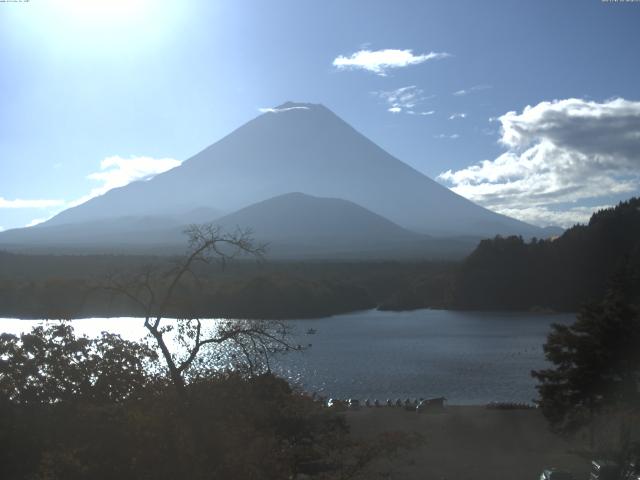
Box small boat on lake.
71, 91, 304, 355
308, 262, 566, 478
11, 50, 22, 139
306, 328, 317, 335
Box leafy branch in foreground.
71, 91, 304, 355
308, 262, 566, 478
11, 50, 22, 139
0, 323, 158, 405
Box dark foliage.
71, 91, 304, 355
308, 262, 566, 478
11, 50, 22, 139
0, 257, 455, 319
0, 375, 348, 480
532, 284, 640, 435
454, 197, 640, 311
0, 323, 158, 404
0, 324, 417, 480
0, 324, 360, 480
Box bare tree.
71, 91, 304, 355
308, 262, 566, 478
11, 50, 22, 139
104, 224, 297, 397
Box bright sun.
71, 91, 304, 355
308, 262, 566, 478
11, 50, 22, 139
53, 0, 150, 23
22, 0, 179, 55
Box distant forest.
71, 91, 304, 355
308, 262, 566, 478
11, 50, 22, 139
0, 255, 454, 319
1, 197, 638, 319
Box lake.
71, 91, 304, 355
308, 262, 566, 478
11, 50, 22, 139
0, 309, 574, 405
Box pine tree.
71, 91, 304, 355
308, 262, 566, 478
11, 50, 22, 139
532, 285, 640, 437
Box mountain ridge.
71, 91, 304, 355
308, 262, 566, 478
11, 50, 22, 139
0, 192, 480, 259
0, 101, 558, 257
40, 101, 545, 237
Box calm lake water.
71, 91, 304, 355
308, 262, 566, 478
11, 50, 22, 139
0, 309, 574, 405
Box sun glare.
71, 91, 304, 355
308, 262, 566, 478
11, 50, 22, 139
53, 0, 149, 23
13, 0, 184, 55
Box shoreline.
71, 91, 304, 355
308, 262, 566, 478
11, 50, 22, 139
344, 405, 591, 480
0, 306, 577, 322
1, 311, 569, 408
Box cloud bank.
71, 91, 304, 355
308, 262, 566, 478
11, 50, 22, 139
438, 97, 640, 227
88, 155, 181, 195
16, 155, 182, 228
333, 48, 450, 75
68, 155, 182, 209
25, 217, 50, 227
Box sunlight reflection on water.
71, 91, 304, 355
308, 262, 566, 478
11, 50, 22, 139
0, 309, 574, 404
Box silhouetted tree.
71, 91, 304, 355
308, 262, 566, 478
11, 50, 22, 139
532, 287, 640, 443
0, 323, 158, 405
104, 224, 297, 397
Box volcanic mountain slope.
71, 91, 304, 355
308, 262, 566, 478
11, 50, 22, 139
213, 192, 476, 258
0, 193, 479, 258
216, 192, 416, 243
0, 215, 186, 254
33, 102, 545, 238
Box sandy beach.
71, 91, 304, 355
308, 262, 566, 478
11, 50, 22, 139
344, 406, 590, 480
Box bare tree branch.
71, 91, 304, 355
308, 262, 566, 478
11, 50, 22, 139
102, 222, 296, 399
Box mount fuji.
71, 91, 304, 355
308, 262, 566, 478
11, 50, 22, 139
0, 102, 553, 257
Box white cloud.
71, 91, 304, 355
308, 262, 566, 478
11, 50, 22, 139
449, 113, 467, 120
438, 97, 640, 227
407, 110, 435, 116
88, 155, 181, 194
435, 133, 460, 139
258, 106, 310, 113
376, 86, 435, 115
26, 217, 49, 227
69, 155, 181, 208
496, 205, 611, 228
0, 197, 65, 209
333, 49, 450, 75
453, 84, 491, 96
3, 156, 182, 230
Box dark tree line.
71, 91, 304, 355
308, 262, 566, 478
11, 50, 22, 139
454, 198, 640, 311
0, 252, 455, 319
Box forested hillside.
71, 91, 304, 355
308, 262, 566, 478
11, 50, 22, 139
4, 198, 639, 318
0, 255, 454, 319
454, 198, 640, 311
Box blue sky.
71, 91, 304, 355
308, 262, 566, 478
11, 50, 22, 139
1, 0, 640, 230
